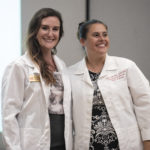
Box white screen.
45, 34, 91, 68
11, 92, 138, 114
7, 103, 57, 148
0, 0, 21, 131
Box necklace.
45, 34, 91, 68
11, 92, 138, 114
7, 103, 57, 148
86, 58, 103, 73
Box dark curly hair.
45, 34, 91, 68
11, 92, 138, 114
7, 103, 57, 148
77, 19, 108, 40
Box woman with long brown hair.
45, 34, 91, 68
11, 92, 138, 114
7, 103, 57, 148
2, 8, 73, 150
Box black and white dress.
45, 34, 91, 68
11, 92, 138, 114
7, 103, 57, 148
89, 71, 120, 150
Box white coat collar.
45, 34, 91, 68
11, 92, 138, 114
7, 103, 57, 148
23, 52, 66, 72
69, 54, 118, 87
23, 52, 40, 74
53, 55, 66, 72
71, 54, 117, 74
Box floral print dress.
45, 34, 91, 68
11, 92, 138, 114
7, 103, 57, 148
89, 71, 120, 150
48, 72, 65, 150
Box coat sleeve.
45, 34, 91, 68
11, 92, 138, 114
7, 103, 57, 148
1, 61, 25, 150
127, 61, 150, 141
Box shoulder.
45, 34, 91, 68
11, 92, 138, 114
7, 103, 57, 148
109, 55, 134, 63
5, 55, 26, 69
2, 55, 29, 83
3, 53, 32, 75
108, 55, 136, 67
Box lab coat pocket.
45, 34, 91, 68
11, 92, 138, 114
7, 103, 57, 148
20, 128, 41, 150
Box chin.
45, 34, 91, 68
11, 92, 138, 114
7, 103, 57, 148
97, 49, 107, 53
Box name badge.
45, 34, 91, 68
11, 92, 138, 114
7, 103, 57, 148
29, 74, 40, 82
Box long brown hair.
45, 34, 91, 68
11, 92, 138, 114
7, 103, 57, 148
26, 8, 64, 84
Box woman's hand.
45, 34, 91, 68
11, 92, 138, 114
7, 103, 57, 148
144, 141, 150, 150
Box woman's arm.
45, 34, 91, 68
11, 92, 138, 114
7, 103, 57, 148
2, 62, 25, 150
127, 61, 150, 142
144, 140, 150, 150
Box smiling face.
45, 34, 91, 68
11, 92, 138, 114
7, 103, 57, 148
36, 16, 60, 52
80, 23, 109, 58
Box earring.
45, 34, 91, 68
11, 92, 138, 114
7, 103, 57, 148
51, 47, 57, 55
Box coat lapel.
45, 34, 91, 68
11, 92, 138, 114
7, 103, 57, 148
24, 52, 50, 107
53, 55, 66, 72
99, 54, 118, 79
72, 58, 93, 87
72, 55, 118, 86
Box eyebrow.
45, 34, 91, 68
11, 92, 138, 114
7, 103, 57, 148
41, 24, 60, 27
93, 31, 107, 33
92, 31, 107, 34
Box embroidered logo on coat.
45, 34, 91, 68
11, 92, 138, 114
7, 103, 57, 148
106, 69, 127, 81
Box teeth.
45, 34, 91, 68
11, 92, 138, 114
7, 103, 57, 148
97, 44, 105, 47
100, 44, 105, 46
45, 39, 53, 42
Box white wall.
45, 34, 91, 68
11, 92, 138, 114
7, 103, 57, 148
90, 0, 150, 80
0, 0, 21, 149
21, 0, 85, 66
22, 0, 150, 79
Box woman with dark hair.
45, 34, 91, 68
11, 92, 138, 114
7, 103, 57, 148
1, 8, 73, 150
68, 19, 150, 150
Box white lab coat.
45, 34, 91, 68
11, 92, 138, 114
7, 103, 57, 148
68, 55, 150, 150
1, 52, 73, 150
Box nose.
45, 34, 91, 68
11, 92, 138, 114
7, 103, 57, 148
47, 29, 53, 36
98, 33, 106, 41
98, 35, 104, 41
100, 33, 105, 38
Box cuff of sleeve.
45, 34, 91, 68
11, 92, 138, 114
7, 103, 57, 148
141, 128, 150, 141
